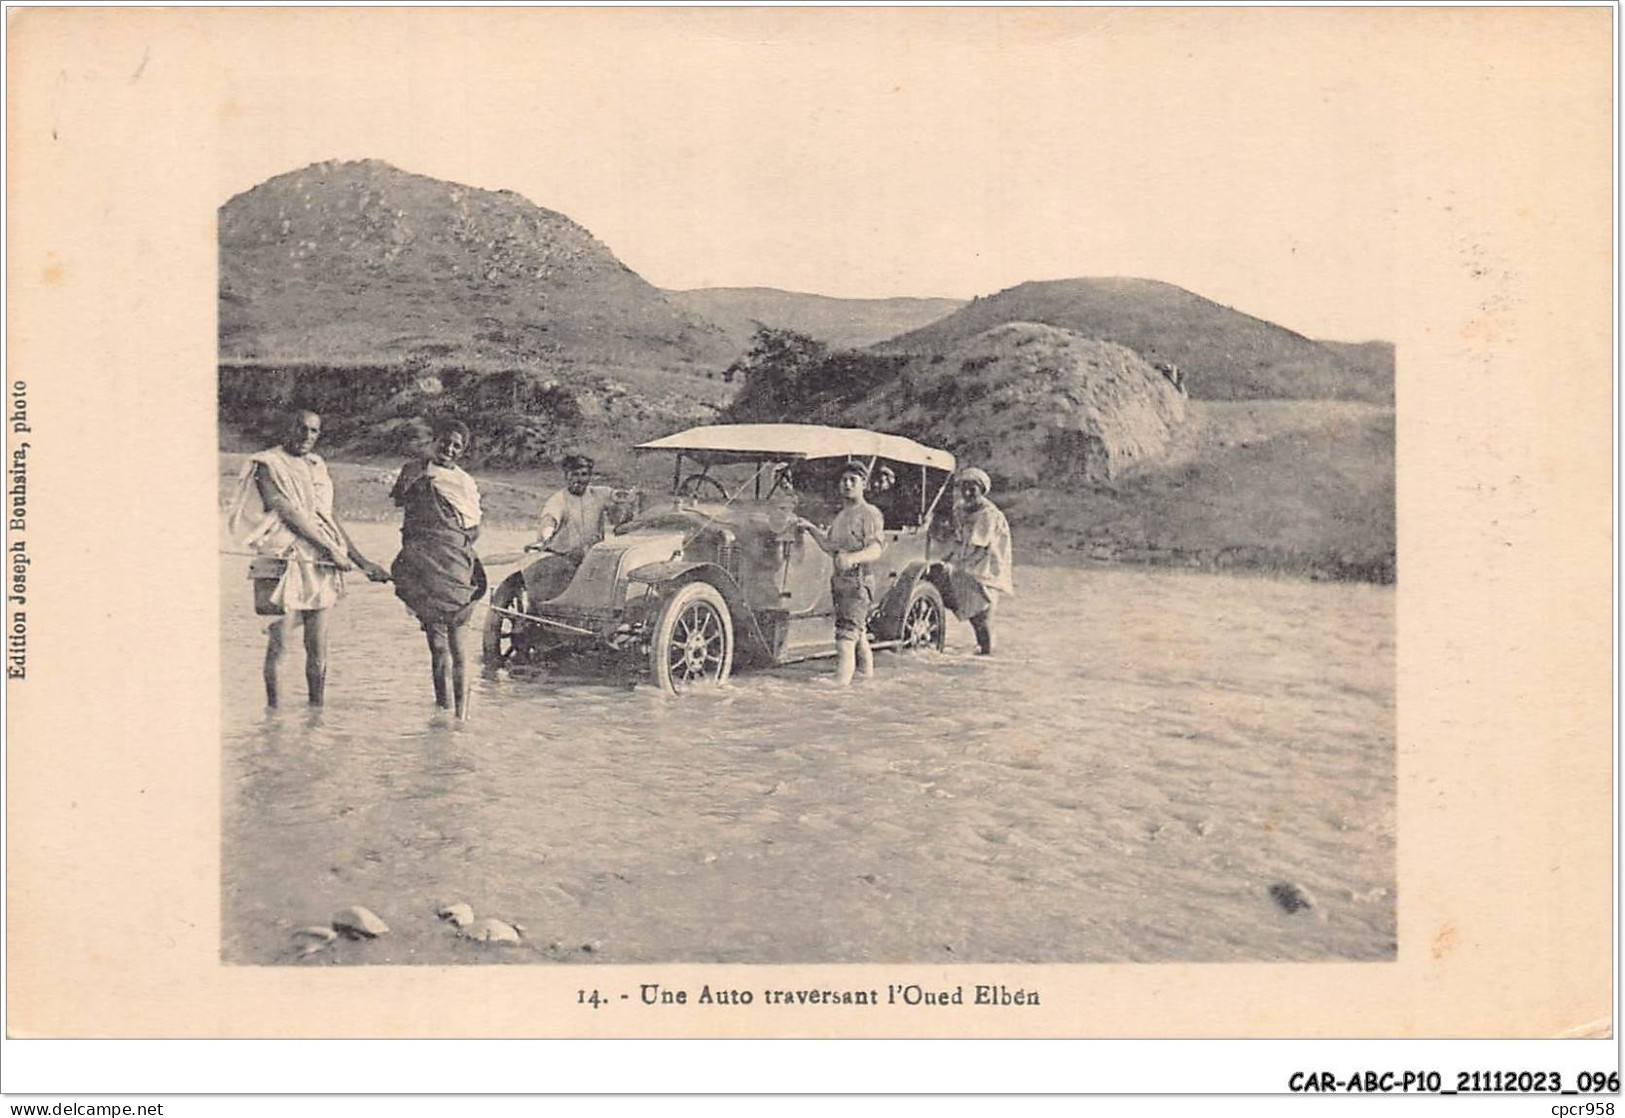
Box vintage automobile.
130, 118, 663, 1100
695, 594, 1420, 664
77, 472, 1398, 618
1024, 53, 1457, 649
481, 423, 959, 691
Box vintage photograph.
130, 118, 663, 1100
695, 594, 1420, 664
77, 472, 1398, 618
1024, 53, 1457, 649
215, 56, 1395, 965
12, 5, 1613, 1063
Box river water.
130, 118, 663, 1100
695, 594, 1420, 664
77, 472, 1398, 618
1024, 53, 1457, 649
221, 521, 1395, 965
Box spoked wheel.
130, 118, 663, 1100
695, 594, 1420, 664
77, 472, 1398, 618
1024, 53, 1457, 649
483, 572, 538, 668
898, 580, 946, 651
648, 581, 734, 692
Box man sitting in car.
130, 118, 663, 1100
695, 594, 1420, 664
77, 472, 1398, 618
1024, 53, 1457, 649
524, 453, 632, 597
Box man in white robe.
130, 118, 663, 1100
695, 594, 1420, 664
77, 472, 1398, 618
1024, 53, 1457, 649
228, 410, 389, 706
938, 467, 1014, 656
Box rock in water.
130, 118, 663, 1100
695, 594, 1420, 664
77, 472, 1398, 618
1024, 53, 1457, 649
332, 905, 390, 939
1270, 882, 1315, 914
437, 902, 475, 929
461, 918, 523, 945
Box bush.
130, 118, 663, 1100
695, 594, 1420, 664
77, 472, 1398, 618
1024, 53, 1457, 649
724, 328, 910, 425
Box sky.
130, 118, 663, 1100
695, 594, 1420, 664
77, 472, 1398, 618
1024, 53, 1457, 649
204, 8, 1604, 343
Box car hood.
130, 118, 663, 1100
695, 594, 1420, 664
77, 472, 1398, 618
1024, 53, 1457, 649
541, 527, 688, 614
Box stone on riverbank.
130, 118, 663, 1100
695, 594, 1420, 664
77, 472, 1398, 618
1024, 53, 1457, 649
461, 917, 524, 945
332, 905, 390, 939
437, 902, 475, 929
291, 925, 339, 957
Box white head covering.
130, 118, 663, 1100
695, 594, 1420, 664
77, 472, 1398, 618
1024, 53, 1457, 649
957, 467, 992, 494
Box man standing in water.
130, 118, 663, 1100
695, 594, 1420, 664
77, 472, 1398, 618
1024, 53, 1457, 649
798, 460, 886, 685
938, 467, 1013, 656
228, 410, 390, 706
390, 418, 487, 720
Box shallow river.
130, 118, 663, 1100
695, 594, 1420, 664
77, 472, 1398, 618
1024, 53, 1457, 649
221, 520, 1395, 965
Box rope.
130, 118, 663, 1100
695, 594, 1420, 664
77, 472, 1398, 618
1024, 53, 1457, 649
221, 547, 536, 569
219, 549, 393, 583
219, 548, 346, 569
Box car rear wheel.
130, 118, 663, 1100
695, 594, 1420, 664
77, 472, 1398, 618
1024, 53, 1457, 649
899, 580, 946, 651
648, 581, 734, 692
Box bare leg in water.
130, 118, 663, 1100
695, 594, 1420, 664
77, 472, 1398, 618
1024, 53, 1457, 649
855, 631, 874, 679
425, 625, 452, 710
263, 618, 285, 707
425, 623, 472, 719
301, 609, 330, 703
447, 623, 471, 719
834, 635, 857, 686
266, 611, 330, 705
970, 609, 994, 656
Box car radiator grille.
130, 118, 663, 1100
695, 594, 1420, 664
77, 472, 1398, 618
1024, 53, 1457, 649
716, 540, 741, 585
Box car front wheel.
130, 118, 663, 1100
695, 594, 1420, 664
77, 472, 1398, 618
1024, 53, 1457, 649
648, 581, 734, 692
483, 571, 534, 667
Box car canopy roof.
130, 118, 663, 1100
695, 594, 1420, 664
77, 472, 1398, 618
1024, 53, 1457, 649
637, 424, 956, 472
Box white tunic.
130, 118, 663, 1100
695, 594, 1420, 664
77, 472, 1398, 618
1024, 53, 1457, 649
227, 446, 346, 612
535, 485, 617, 557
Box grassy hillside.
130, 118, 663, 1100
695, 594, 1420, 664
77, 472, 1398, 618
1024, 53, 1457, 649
218, 358, 729, 474
1318, 340, 1397, 396
1006, 400, 1395, 582
664, 287, 965, 351
876, 277, 1392, 404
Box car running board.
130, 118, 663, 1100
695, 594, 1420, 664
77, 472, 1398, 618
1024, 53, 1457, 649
775, 638, 905, 664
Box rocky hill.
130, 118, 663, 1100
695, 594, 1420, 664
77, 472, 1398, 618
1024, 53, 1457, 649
221, 160, 736, 374
729, 322, 1187, 487
875, 277, 1392, 404
218, 161, 737, 467
850, 323, 1187, 486
663, 286, 965, 351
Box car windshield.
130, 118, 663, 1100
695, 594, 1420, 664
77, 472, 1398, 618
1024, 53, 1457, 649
657, 452, 945, 530
665, 457, 781, 502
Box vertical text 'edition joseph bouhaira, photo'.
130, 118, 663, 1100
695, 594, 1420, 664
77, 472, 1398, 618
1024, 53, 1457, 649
9, 379, 30, 679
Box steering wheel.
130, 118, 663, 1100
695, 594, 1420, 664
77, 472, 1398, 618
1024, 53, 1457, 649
677, 473, 729, 502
